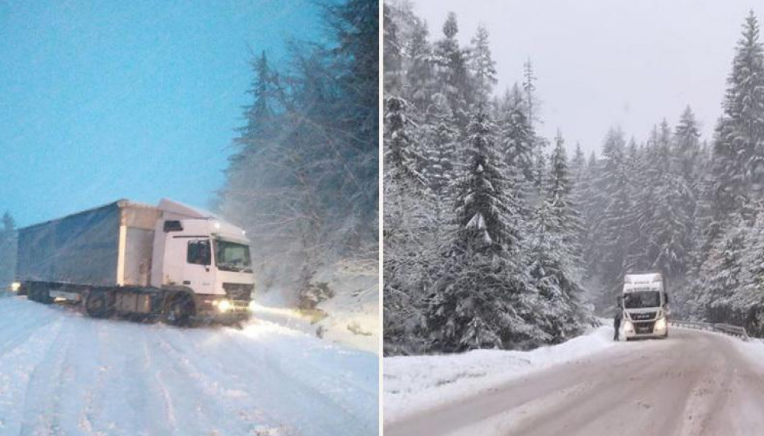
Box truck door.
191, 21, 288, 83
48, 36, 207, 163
184, 238, 215, 295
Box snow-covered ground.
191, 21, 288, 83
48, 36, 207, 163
386, 325, 764, 436
254, 262, 379, 355
384, 323, 615, 424
0, 293, 377, 436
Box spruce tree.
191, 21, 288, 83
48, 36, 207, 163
527, 133, 590, 342
421, 93, 459, 200
498, 85, 535, 186
711, 11, 764, 227
427, 105, 543, 351
595, 128, 633, 305
405, 17, 435, 111
434, 12, 471, 128
469, 25, 497, 102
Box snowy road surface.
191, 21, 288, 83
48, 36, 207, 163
386, 328, 764, 436
0, 295, 377, 436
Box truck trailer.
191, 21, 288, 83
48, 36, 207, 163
14, 199, 255, 326
621, 272, 669, 340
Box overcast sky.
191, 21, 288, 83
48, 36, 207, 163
0, 0, 328, 226
412, 0, 760, 155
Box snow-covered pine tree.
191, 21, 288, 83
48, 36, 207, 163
673, 106, 702, 190
569, 143, 586, 187
452, 105, 518, 251
405, 16, 435, 111
527, 132, 591, 342
383, 3, 403, 95
547, 132, 584, 259
737, 206, 764, 336
383, 95, 432, 355
426, 105, 544, 352
433, 12, 472, 129
697, 215, 748, 324
523, 58, 538, 128
420, 93, 459, 201
711, 11, 764, 228
469, 25, 497, 102
580, 151, 605, 276
498, 85, 536, 186
593, 128, 633, 307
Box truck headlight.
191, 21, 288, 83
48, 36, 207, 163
10, 282, 20, 292
624, 321, 634, 332
217, 299, 232, 312
655, 317, 667, 331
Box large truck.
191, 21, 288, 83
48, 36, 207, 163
13, 199, 255, 326
621, 272, 669, 340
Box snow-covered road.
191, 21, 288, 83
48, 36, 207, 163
0, 295, 378, 436
385, 328, 764, 436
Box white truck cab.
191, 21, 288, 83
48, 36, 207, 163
622, 272, 669, 340
152, 199, 255, 322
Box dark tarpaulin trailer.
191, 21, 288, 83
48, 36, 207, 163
16, 200, 161, 288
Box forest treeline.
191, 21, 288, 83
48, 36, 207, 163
217, 0, 378, 299
0, 213, 16, 288
383, 2, 764, 355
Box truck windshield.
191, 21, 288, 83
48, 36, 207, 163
214, 239, 252, 272
624, 291, 661, 309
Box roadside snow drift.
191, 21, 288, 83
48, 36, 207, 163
0, 294, 377, 435
384, 324, 615, 424
254, 261, 379, 355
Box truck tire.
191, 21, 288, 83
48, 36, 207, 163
38, 287, 52, 305
27, 284, 51, 304
165, 294, 194, 327
86, 290, 114, 319
27, 286, 37, 302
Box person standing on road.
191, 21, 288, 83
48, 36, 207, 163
614, 296, 623, 341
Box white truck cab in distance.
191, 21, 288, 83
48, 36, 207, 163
622, 272, 669, 340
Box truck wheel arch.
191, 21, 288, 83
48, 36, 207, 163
85, 288, 115, 319
162, 288, 196, 326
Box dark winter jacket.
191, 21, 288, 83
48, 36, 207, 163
614, 308, 623, 321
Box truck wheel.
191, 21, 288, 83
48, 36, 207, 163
165, 294, 194, 327
86, 290, 113, 319
38, 288, 52, 305
27, 286, 38, 302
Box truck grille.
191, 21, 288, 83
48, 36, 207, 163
634, 321, 655, 334
631, 311, 657, 321
222, 283, 254, 301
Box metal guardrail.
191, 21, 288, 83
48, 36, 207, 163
670, 320, 749, 341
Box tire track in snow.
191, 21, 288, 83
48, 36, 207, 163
17, 318, 71, 436
0, 297, 376, 436
0, 306, 58, 359
223, 326, 377, 434
148, 326, 288, 435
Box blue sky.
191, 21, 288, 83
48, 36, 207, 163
0, 0, 329, 227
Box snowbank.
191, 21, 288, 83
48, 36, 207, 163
384, 323, 615, 424
253, 261, 379, 355
732, 335, 764, 366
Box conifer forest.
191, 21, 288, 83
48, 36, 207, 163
383, 3, 764, 355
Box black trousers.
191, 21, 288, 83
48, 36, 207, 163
613, 318, 621, 340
